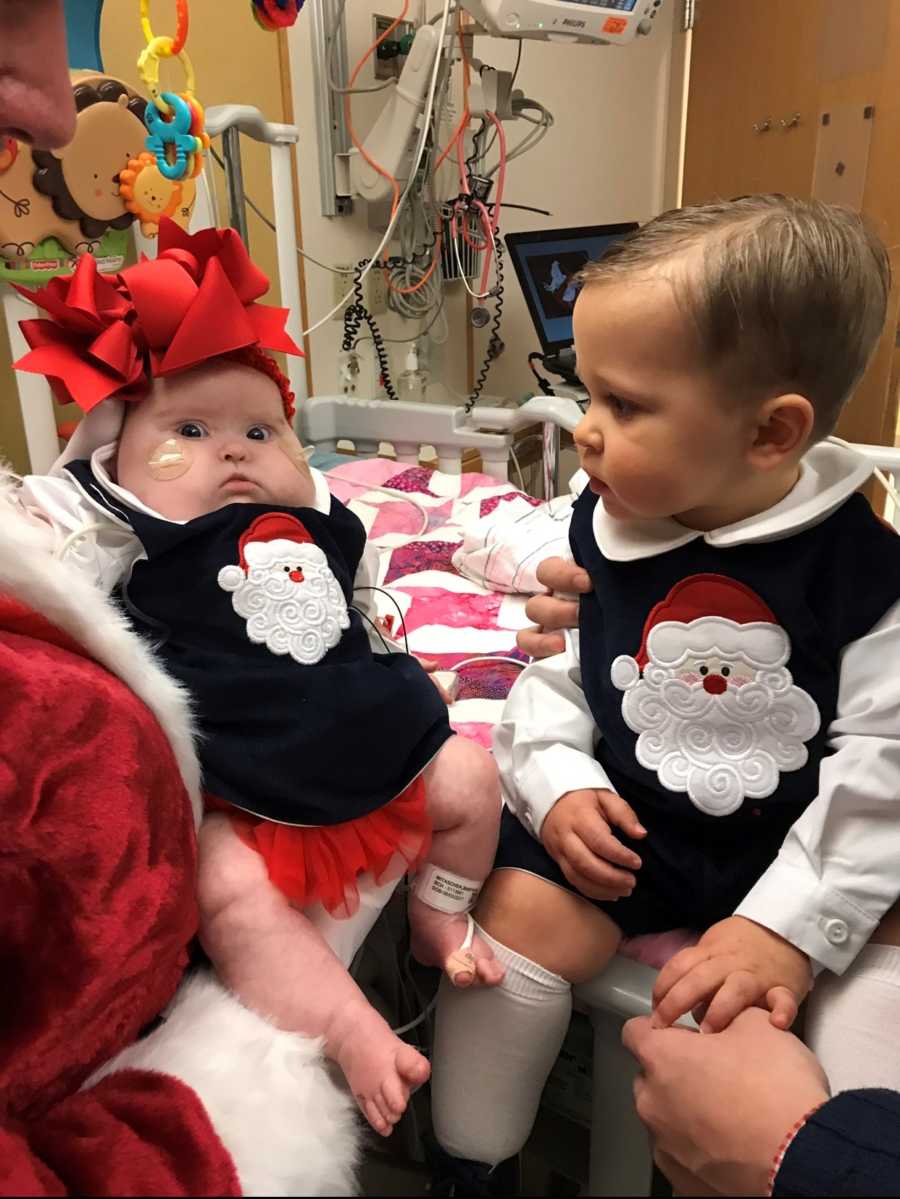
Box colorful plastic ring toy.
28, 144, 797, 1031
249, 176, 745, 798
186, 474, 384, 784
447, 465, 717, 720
140, 0, 189, 56
145, 92, 200, 181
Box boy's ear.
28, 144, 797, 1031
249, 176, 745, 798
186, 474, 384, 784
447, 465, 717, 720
747, 394, 815, 468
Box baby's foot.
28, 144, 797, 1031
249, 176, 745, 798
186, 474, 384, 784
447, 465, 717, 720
409, 894, 505, 988
326, 997, 430, 1137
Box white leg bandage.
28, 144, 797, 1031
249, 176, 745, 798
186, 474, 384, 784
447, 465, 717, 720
431, 923, 572, 1166
413, 863, 482, 914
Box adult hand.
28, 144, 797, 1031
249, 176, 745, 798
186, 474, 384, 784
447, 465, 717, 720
541, 788, 646, 900
623, 1008, 830, 1196
516, 557, 591, 659
651, 915, 813, 1033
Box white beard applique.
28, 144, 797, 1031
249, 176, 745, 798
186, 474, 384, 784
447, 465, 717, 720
611, 597, 821, 817
218, 537, 349, 666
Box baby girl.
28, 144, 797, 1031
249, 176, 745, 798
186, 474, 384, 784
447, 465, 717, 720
15, 221, 503, 1136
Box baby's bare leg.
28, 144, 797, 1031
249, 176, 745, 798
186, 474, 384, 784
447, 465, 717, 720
197, 813, 430, 1137
409, 736, 505, 988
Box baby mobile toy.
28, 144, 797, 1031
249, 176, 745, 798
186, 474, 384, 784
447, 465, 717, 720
121, 0, 209, 237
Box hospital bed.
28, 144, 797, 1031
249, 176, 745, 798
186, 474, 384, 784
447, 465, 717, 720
309, 395, 900, 1195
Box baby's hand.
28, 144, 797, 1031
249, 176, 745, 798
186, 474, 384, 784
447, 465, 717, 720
651, 915, 813, 1033
541, 788, 646, 901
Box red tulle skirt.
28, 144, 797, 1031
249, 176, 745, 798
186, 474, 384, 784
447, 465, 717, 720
206, 778, 431, 918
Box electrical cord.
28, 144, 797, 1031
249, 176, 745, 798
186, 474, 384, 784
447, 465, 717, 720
528, 351, 554, 395
352, 585, 411, 652
208, 145, 343, 275
342, 261, 399, 401
303, 0, 454, 337
465, 231, 505, 414
451, 655, 527, 671
326, 0, 397, 95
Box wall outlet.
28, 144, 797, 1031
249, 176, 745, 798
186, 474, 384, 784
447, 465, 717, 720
372, 13, 416, 80
364, 267, 388, 315
338, 349, 361, 395
332, 264, 356, 318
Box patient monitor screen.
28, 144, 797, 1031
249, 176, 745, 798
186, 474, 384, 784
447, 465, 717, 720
506, 224, 638, 352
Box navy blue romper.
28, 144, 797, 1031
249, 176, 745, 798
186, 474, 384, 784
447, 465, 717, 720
496, 489, 900, 935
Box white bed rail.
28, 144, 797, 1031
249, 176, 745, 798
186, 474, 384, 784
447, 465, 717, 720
302, 393, 582, 485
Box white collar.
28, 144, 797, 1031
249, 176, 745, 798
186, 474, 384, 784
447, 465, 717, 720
586, 440, 874, 562
84, 443, 332, 525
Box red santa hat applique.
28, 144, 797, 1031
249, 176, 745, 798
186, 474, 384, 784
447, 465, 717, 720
611, 574, 789, 690
236, 512, 314, 570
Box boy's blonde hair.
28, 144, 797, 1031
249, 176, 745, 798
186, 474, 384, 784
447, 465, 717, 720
579, 194, 891, 440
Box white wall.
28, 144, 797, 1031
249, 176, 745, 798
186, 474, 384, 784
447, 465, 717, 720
287, 2, 676, 405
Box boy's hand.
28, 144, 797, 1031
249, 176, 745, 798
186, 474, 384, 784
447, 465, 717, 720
651, 916, 813, 1033
541, 788, 647, 901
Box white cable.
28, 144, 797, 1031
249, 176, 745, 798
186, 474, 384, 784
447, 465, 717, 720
450, 655, 527, 671
507, 441, 527, 493
392, 993, 438, 1036
54, 522, 111, 563
451, 228, 495, 300
325, 473, 431, 536
302, 0, 454, 338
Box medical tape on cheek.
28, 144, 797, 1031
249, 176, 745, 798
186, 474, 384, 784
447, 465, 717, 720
278, 433, 313, 475
413, 863, 482, 914
147, 438, 191, 480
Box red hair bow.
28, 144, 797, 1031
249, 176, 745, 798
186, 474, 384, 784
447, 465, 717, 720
13, 219, 304, 414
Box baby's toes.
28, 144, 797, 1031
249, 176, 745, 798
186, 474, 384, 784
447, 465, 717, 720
397, 1044, 431, 1089
380, 1072, 408, 1119
362, 1096, 391, 1137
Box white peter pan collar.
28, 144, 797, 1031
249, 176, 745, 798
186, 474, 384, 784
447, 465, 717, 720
587, 440, 874, 563
84, 442, 332, 526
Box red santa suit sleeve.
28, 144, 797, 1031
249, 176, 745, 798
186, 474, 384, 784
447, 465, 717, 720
0, 486, 360, 1197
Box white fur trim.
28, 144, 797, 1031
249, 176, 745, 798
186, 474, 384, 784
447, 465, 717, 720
0, 467, 203, 828
88, 971, 361, 1196
648, 618, 789, 669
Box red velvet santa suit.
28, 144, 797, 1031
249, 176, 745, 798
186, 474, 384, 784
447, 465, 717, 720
0, 473, 360, 1196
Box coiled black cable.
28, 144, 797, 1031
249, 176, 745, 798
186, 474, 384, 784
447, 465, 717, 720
341, 259, 399, 401
465, 231, 504, 415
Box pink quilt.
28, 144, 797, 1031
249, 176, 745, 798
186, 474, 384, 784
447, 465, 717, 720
326, 458, 532, 749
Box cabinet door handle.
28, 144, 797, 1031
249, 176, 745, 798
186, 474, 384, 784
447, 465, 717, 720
753, 118, 772, 133
780, 112, 801, 129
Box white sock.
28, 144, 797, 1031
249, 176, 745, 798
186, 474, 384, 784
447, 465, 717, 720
804, 944, 900, 1093
431, 924, 572, 1166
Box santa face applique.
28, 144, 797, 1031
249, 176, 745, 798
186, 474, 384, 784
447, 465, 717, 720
218, 512, 349, 665
611, 574, 820, 817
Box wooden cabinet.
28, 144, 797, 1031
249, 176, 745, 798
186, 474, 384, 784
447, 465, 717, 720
680, 0, 900, 449
682, 0, 824, 204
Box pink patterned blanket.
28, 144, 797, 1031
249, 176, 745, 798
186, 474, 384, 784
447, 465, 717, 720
327, 458, 532, 750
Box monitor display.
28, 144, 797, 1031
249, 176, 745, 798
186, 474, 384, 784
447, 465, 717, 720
505, 223, 638, 353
